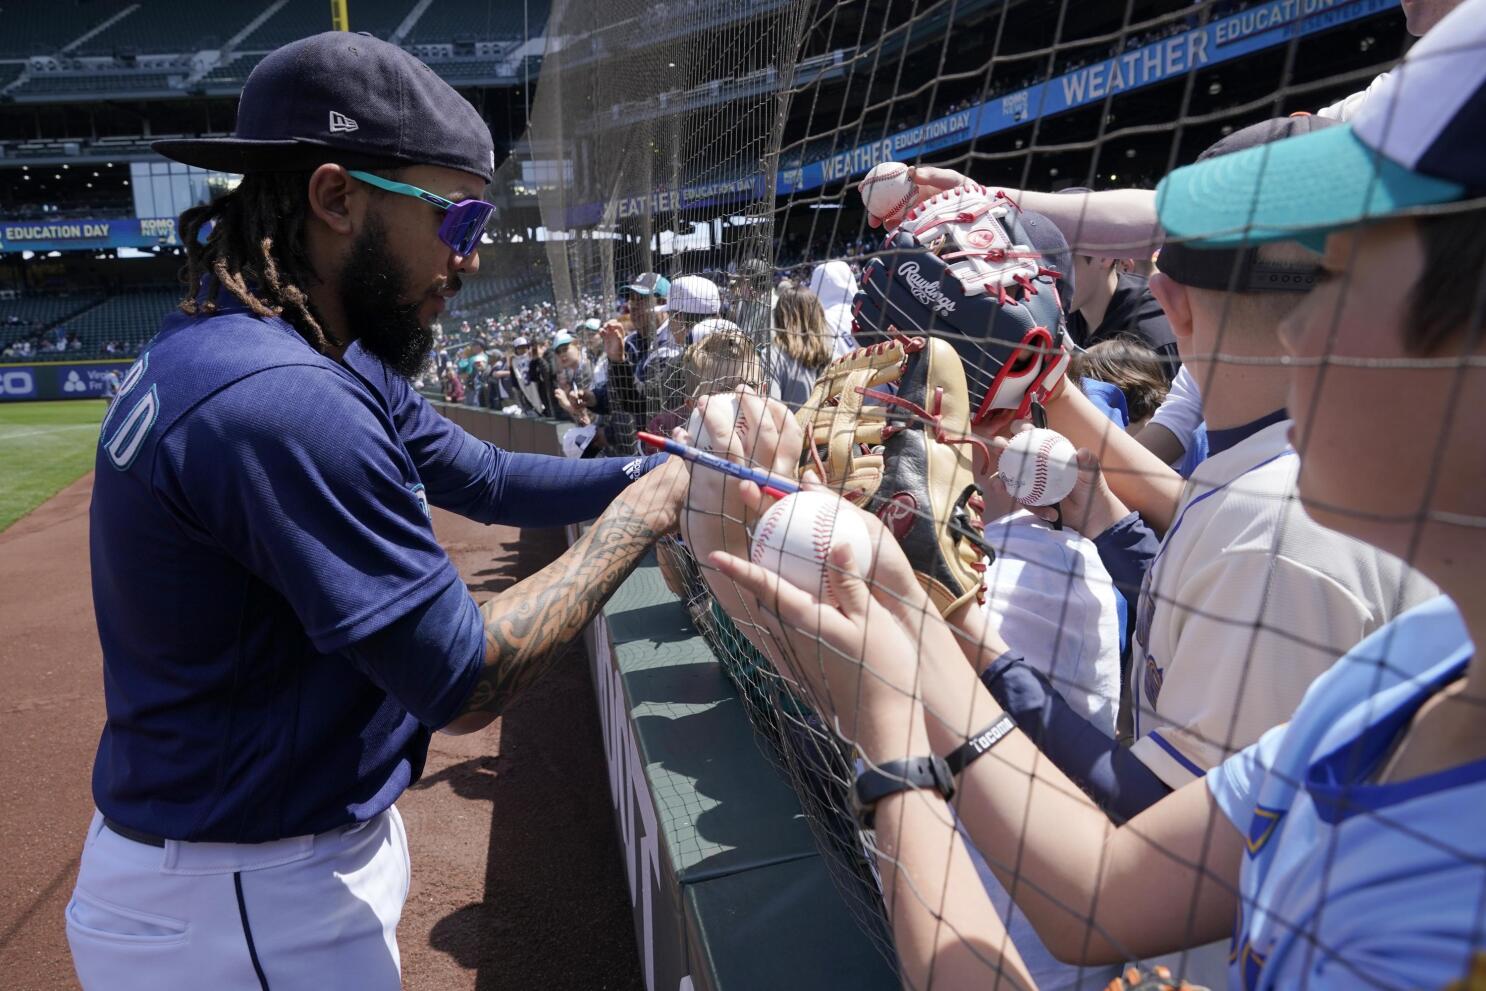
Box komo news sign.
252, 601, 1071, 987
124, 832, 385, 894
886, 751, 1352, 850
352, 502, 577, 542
0, 218, 181, 253
0, 361, 132, 402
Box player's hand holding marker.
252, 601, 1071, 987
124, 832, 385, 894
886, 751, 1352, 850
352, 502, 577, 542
679, 387, 803, 557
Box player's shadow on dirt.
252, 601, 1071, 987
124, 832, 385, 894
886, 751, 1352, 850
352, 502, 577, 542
460, 530, 565, 596
419, 637, 644, 991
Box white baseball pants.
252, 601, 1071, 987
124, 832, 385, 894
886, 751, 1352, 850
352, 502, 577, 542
66, 806, 410, 991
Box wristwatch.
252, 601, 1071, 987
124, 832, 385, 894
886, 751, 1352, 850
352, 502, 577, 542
851, 755, 956, 829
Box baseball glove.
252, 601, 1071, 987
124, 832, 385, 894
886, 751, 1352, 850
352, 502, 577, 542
1103, 965, 1210, 991
853, 182, 1071, 423
794, 334, 994, 617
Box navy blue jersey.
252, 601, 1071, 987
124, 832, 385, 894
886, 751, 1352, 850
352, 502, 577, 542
90, 304, 476, 843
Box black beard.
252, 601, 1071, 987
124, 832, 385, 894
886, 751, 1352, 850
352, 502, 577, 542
338, 216, 434, 379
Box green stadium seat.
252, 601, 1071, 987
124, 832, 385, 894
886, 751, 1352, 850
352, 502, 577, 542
405, 0, 551, 45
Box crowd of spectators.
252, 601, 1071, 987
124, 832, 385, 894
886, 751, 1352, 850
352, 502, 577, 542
663, 3, 1486, 988
1, 313, 145, 360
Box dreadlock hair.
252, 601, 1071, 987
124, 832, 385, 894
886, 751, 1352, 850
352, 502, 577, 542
177, 171, 333, 350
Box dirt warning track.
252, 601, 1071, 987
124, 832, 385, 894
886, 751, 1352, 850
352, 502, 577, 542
0, 474, 642, 990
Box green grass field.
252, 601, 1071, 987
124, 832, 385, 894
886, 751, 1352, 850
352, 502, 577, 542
0, 400, 106, 532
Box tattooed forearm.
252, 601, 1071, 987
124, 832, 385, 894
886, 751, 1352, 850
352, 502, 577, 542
454, 483, 675, 723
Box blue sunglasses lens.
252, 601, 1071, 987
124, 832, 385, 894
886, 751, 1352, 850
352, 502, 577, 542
440, 201, 494, 255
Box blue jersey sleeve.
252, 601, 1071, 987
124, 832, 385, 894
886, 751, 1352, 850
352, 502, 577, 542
346, 345, 663, 527
155, 366, 458, 653
1091, 512, 1160, 600
1207, 720, 1286, 831
343, 574, 486, 730
982, 655, 1171, 823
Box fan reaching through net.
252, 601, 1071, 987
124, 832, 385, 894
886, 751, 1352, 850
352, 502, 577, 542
462, 0, 1486, 987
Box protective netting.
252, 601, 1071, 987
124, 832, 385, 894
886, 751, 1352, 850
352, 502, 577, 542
456, 0, 1486, 987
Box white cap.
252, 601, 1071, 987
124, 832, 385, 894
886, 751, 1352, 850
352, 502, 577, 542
561, 423, 598, 459
513, 336, 531, 347
667, 275, 722, 316
689, 317, 741, 346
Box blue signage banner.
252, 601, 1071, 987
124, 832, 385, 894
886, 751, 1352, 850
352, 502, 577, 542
0, 218, 181, 253
562, 0, 1393, 226
0, 360, 133, 402
777, 0, 1395, 194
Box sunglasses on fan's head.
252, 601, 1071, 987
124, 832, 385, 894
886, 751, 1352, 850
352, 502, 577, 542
348, 170, 495, 256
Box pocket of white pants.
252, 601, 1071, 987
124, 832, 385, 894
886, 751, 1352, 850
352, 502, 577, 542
66, 890, 189, 945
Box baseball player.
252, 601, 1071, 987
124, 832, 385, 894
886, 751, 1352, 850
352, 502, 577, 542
708, 7, 1486, 987
99, 367, 122, 408
67, 34, 687, 990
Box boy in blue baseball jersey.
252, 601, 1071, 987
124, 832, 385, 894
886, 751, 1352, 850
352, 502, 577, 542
701, 4, 1486, 987
67, 34, 687, 991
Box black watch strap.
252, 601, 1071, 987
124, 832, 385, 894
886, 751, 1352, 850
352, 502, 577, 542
852, 755, 955, 829
945, 712, 1016, 776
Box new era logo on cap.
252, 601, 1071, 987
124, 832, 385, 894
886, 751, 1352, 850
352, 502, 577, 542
328, 110, 359, 133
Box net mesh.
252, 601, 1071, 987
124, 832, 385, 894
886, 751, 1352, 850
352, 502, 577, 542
449, 0, 1486, 987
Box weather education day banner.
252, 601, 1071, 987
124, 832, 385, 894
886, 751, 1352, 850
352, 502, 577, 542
0, 218, 182, 253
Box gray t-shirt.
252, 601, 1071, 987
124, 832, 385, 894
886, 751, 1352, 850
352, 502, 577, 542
763, 345, 818, 412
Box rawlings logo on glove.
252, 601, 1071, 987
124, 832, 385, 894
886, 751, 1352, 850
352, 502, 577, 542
854, 182, 1071, 423
897, 261, 957, 315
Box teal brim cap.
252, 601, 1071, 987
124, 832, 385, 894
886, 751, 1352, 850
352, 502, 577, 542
1156, 123, 1465, 252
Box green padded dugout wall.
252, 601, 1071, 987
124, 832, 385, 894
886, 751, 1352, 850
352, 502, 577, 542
583, 552, 897, 991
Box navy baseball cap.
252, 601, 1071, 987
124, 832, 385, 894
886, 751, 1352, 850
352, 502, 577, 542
154, 32, 496, 183
1157, 0, 1486, 249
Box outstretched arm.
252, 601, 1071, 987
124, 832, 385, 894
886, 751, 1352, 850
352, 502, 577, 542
882, 166, 1162, 259
443, 457, 688, 733
709, 524, 1243, 975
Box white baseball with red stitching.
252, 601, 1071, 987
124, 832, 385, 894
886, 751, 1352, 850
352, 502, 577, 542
858, 162, 917, 226
749, 491, 875, 606
690, 393, 743, 452
997, 427, 1079, 507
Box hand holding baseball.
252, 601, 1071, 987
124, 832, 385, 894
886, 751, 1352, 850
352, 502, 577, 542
863, 163, 975, 229
987, 422, 1133, 537
748, 491, 875, 608
858, 162, 919, 228
995, 427, 1080, 507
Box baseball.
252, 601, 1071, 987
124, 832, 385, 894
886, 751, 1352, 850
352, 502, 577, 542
997, 428, 1080, 507
750, 491, 875, 605
858, 162, 917, 226
689, 393, 742, 451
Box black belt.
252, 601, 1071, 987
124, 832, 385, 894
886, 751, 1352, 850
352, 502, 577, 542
103, 816, 167, 848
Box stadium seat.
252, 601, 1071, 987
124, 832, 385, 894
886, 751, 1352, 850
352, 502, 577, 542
71, 1, 260, 56
405, 0, 552, 45
202, 53, 267, 87
15, 72, 180, 97
237, 0, 417, 50
62, 290, 180, 356
1, 290, 178, 361
0, 294, 105, 357
0, 1, 125, 58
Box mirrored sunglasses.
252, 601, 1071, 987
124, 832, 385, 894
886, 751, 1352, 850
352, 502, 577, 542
347, 170, 496, 256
